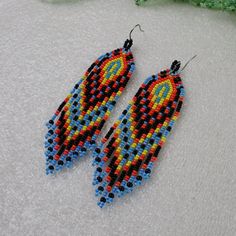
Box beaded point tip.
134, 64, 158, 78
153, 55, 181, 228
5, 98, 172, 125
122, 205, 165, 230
44, 44, 136, 175
92, 60, 185, 208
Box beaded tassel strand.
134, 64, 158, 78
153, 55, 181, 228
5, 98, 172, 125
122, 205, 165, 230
44, 38, 138, 174
92, 60, 185, 207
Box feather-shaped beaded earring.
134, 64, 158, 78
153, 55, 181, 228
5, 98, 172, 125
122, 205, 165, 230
44, 25, 144, 174
92, 56, 196, 207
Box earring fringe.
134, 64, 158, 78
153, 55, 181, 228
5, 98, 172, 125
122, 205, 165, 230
92, 61, 185, 208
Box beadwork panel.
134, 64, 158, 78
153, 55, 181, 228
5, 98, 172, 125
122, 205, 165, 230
0, 0, 236, 235
44, 48, 134, 174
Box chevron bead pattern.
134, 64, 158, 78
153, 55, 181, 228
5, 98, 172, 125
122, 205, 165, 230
92, 61, 185, 208
44, 47, 135, 174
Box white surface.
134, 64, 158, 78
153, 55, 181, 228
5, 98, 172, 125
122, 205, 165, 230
0, 0, 236, 235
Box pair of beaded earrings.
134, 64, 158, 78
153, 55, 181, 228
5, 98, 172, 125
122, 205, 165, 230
44, 25, 194, 208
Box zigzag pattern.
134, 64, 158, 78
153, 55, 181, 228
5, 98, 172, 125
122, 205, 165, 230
92, 61, 184, 207
44, 47, 135, 174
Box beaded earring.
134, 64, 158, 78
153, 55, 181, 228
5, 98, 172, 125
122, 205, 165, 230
92, 57, 196, 207
44, 25, 144, 174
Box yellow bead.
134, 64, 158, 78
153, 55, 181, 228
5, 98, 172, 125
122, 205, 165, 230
161, 137, 166, 142
153, 144, 158, 149
131, 143, 136, 148
143, 150, 148, 155
75, 131, 79, 135
163, 121, 168, 127
139, 138, 144, 143
117, 165, 122, 171
126, 161, 131, 167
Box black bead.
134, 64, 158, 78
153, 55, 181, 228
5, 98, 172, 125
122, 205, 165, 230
122, 119, 127, 124
145, 168, 151, 174
160, 70, 167, 78
124, 153, 129, 159
96, 111, 101, 116
66, 156, 72, 162
48, 165, 54, 170
98, 186, 104, 191
136, 175, 142, 181
73, 101, 78, 106
176, 101, 183, 112
126, 54, 133, 60
123, 39, 133, 50
72, 109, 77, 114
119, 186, 125, 191
97, 167, 102, 172
133, 150, 138, 155
48, 130, 53, 135
123, 136, 128, 142
111, 101, 116, 106
73, 151, 78, 156
127, 182, 133, 188
95, 148, 101, 153
90, 140, 95, 145
48, 147, 53, 152
95, 157, 101, 162
72, 126, 77, 131
97, 176, 102, 182
122, 110, 127, 115
141, 144, 145, 149
73, 115, 78, 121
171, 60, 181, 73
100, 197, 106, 203
108, 193, 114, 198
48, 139, 53, 144
49, 120, 54, 125
58, 160, 64, 165
80, 120, 85, 125
172, 60, 178, 66
103, 107, 108, 112
149, 139, 154, 145
48, 156, 53, 160
81, 147, 86, 152
73, 94, 78, 98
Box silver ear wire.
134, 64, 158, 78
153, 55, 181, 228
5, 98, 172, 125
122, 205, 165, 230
181, 55, 197, 72
129, 24, 144, 41
124, 24, 144, 50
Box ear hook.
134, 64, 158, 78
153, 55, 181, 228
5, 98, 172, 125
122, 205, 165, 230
124, 24, 144, 50
129, 24, 144, 41
181, 55, 197, 72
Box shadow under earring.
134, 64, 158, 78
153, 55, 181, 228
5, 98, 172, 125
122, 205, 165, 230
44, 24, 144, 174
92, 59, 194, 207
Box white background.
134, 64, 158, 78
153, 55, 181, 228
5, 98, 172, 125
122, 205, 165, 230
0, 0, 236, 235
